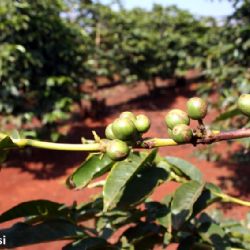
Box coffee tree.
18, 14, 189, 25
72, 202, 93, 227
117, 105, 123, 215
186, 0, 250, 162
198, 0, 250, 128
0, 0, 90, 139
0, 0, 221, 142
0, 95, 250, 249
76, 2, 215, 89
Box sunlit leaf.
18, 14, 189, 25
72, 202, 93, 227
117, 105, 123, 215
67, 154, 114, 190
118, 166, 169, 208
171, 181, 205, 230
103, 149, 157, 211
165, 156, 202, 183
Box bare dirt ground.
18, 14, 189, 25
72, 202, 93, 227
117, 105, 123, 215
0, 78, 249, 249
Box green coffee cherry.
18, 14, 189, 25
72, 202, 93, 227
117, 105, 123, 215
164, 109, 190, 129
168, 128, 173, 138
172, 124, 193, 143
112, 117, 137, 140
238, 93, 250, 116
134, 114, 151, 133
105, 123, 116, 140
120, 111, 136, 122
106, 139, 130, 161
186, 97, 208, 120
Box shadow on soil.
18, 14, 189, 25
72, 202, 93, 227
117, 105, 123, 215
216, 150, 250, 201
108, 86, 191, 114
5, 123, 106, 180
102, 78, 197, 116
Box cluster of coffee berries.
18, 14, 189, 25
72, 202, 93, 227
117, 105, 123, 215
102, 94, 249, 161
165, 97, 208, 143
105, 112, 151, 161
238, 93, 250, 117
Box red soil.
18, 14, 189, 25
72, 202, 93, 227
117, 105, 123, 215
0, 79, 249, 249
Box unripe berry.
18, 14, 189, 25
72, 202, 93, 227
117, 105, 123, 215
172, 124, 193, 143
238, 94, 250, 116
112, 118, 137, 140
134, 114, 151, 133
168, 128, 173, 138
105, 123, 116, 140
106, 139, 130, 161
187, 97, 208, 120
120, 111, 136, 122
164, 109, 190, 129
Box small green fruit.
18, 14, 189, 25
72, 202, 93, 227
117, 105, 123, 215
112, 118, 137, 140
134, 114, 151, 133
187, 97, 208, 120
238, 93, 250, 116
172, 124, 193, 143
120, 111, 136, 122
105, 123, 116, 140
106, 139, 130, 161
164, 109, 190, 129
168, 128, 173, 138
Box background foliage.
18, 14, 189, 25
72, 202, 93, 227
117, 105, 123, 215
0, 0, 250, 249
0, 0, 220, 137
0, 0, 90, 138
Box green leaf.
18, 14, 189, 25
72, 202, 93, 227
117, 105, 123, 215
96, 209, 142, 234
163, 232, 172, 246
0, 150, 8, 164
103, 149, 157, 211
10, 129, 21, 139
67, 154, 114, 190
76, 197, 103, 221
155, 195, 172, 230
246, 212, 250, 228
155, 159, 171, 172
192, 183, 222, 216
198, 222, 230, 249
118, 166, 169, 208
123, 222, 161, 245
0, 220, 84, 248
63, 237, 111, 250
0, 200, 69, 223
0, 136, 17, 149
227, 225, 250, 243
214, 108, 241, 122
171, 181, 205, 230
165, 156, 202, 183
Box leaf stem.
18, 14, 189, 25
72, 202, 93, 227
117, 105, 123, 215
9, 138, 101, 151
169, 171, 186, 183
212, 191, 250, 207
169, 170, 250, 207
142, 138, 178, 148
87, 180, 105, 188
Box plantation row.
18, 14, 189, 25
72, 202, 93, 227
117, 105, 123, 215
0, 0, 249, 136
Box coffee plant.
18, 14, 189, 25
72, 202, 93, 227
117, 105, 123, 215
198, 0, 250, 128
0, 0, 90, 139
0, 95, 250, 249
64, 1, 216, 89
0, 0, 225, 141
